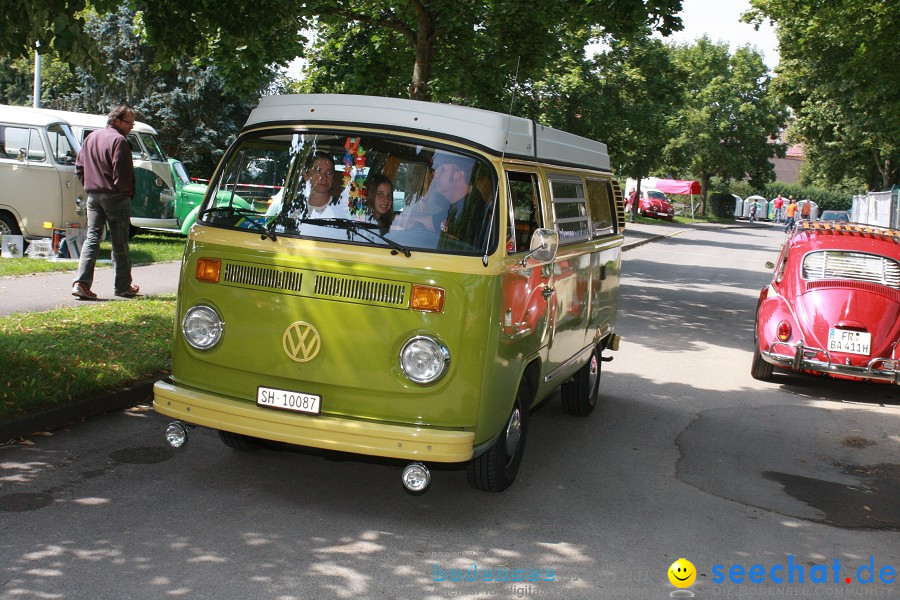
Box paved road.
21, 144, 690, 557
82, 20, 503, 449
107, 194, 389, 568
1, 223, 896, 600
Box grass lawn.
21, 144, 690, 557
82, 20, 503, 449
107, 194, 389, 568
0, 295, 175, 423
0, 231, 186, 277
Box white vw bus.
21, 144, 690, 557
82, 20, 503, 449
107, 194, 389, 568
0, 105, 85, 240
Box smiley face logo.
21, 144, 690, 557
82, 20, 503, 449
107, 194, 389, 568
668, 558, 696, 588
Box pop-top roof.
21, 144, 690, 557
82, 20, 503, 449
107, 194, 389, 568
245, 94, 610, 171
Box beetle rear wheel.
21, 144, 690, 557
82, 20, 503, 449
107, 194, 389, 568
751, 347, 774, 381
467, 381, 530, 492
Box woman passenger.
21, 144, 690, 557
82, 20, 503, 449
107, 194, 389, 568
366, 173, 395, 232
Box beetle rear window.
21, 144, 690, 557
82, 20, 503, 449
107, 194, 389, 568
802, 251, 900, 289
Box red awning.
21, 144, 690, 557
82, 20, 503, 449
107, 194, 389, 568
653, 179, 701, 195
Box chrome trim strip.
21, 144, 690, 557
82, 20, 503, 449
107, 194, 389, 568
544, 343, 595, 383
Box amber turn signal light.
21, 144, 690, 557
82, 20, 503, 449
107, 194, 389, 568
410, 284, 445, 313
196, 258, 221, 283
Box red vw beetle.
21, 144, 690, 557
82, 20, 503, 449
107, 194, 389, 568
752, 221, 900, 384
626, 189, 674, 221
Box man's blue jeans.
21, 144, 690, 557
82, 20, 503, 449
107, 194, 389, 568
73, 192, 132, 293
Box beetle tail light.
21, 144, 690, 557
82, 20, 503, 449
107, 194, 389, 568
776, 321, 791, 342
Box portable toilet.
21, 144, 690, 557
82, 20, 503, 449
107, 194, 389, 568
766, 199, 776, 220
733, 195, 743, 218
744, 195, 766, 219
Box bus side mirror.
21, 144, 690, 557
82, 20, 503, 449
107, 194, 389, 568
520, 228, 558, 267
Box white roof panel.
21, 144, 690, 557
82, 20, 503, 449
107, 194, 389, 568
246, 94, 609, 171
29, 108, 158, 135
0, 104, 71, 128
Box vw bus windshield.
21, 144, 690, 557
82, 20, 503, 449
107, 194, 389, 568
138, 134, 167, 161
199, 131, 499, 255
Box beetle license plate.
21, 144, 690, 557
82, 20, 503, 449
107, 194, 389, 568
257, 386, 321, 415
827, 329, 871, 356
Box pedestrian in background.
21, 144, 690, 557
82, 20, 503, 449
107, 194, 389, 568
783, 197, 798, 233
773, 194, 784, 223
71, 104, 139, 300
800, 197, 811, 221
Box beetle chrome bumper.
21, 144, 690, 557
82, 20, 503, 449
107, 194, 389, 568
762, 341, 900, 384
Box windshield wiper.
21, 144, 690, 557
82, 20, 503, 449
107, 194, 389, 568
199, 205, 276, 241
300, 218, 411, 257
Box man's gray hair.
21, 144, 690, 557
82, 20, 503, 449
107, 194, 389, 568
107, 104, 135, 126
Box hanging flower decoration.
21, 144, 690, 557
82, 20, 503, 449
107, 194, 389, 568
344, 137, 368, 217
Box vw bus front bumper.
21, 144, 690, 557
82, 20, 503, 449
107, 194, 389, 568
153, 380, 476, 462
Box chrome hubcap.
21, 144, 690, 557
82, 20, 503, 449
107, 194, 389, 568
504, 408, 521, 459
588, 354, 598, 394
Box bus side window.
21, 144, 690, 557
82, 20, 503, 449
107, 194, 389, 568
507, 171, 541, 253
586, 178, 615, 237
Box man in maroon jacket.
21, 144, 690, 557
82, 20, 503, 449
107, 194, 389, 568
71, 104, 139, 299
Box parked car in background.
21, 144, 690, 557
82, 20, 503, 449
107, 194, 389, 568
626, 188, 674, 221
32, 109, 176, 233
0, 105, 86, 241
820, 210, 851, 222
169, 158, 212, 233
752, 220, 900, 384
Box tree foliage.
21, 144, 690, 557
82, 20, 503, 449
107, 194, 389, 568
1, 8, 255, 178
746, 0, 899, 191
663, 37, 786, 211
1, 0, 685, 102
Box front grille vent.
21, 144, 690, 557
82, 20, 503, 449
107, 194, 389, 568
223, 262, 303, 293
314, 273, 406, 307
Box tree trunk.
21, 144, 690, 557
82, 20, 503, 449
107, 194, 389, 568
699, 172, 711, 216
630, 178, 642, 222
408, 6, 436, 101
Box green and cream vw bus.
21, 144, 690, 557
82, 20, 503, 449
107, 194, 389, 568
36, 109, 176, 232
155, 94, 625, 492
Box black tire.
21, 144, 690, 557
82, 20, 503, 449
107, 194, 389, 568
0, 212, 21, 236
561, 347, 601, 416
129, 225, 141, 239
467, 381, 530, 492
218, 430, 262, 451
751, 347, 774, 381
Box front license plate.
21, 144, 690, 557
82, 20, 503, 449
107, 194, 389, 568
257, 386, 321, 415
827, 328, 871, 356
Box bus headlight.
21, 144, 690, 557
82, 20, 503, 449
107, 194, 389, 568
182, 305, 224, 350
400, 336, 450, 384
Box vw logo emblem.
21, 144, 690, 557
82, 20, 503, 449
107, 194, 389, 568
283, 321, 321, 362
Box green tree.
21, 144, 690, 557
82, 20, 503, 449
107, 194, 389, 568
745, 0, 900, 191
2, 0, 685, 101
664, 37, 786, 212
598, 36, 686, 218
2, 8, 255, 177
